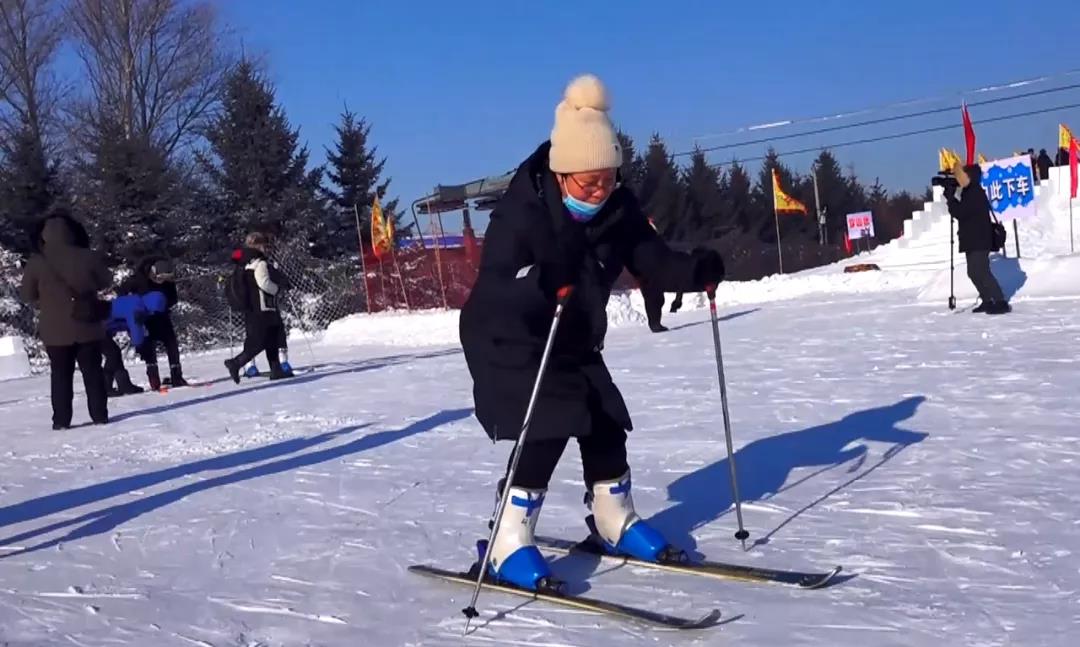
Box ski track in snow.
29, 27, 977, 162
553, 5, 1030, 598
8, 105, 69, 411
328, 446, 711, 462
0, 292, 1078, 645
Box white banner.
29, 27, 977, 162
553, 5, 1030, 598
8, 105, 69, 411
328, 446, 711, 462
846, 211, 875, 240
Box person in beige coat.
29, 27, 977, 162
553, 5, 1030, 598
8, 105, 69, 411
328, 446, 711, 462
20, 210, 112, 429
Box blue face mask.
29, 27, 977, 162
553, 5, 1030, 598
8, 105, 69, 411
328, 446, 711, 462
563, 194, 607, 222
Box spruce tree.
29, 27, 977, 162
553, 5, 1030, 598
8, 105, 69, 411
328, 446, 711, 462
324, 107, 402, 254
679, 148, 724, 242
638, 134, 683, 239
616, 130, 645, 193
0, 125, 62, 253
201, 60, 324, 247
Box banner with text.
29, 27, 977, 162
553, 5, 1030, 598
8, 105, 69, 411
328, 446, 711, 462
846, 211, 875, 240
980, 155, 1037, 221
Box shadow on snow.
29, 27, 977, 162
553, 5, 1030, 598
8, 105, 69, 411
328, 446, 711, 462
0, 408, 472, 557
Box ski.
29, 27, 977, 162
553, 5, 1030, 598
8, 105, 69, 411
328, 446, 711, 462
535, 535, 842, 589
408, 564, 722, 630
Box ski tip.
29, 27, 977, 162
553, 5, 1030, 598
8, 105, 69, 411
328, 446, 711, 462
684, 608, 724, 630
802, 565, 844, 589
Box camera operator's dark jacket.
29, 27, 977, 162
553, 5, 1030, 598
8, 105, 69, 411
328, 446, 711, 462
459, 141, 711, 443
946, 184, 995, 253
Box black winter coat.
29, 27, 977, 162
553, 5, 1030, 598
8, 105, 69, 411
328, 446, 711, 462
947, 184, 995, 253
460, 142, 708, 442
120, 256, 179, 309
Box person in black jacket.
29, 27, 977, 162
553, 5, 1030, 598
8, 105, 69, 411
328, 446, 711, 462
223, 233, 294, 383
459, 75, 725, 591
120, 256, 186, 389
946, 162, 1009, 314
1036, 149, 1053, 182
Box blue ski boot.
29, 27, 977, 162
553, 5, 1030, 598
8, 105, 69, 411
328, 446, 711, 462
244, 361, 260, 379
478, 486, 553, 591
587, 470, 671, 563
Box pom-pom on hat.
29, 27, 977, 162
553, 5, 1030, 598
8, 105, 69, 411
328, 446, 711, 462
549, 74, 622, 174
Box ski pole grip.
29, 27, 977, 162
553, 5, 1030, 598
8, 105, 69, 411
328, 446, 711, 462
556, 285, 574, 302
705, 284, 717, 300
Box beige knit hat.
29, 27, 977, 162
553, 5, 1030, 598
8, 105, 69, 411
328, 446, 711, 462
549, 74, 622, 174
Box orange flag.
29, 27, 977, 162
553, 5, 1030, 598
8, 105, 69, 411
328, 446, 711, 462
371, 196, 392, 260
1059, 124, 1077, 151
772, 168, 807, 214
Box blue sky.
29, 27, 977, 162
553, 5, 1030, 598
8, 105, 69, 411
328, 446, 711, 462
216, 1, 1079, 230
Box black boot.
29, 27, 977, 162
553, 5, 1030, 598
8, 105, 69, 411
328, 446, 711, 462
224, 359, 241, 384
649, 323, 669, 333
116, 369, 145, 395
972, 300, 989, 313
169, 364, 189, 387
104, 370, 121, 398
985, 300, 1012, 315
146, 364, 161, 391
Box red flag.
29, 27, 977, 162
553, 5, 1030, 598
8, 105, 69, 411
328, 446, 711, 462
1070, 136, 1078, 199
843, 230, 852, 256
961, 102, 976, 166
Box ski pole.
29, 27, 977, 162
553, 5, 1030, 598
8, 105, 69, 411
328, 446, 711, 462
948, 207, 956, 311
462, 286, 573, 634
706, 285, 750, 548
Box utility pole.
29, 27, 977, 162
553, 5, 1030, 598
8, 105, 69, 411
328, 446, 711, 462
811, 163, 826, 246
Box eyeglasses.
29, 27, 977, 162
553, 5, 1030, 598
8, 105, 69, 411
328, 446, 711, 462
564, 171, 618, 195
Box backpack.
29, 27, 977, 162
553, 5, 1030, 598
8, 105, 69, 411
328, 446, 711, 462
225, 263, 251, 311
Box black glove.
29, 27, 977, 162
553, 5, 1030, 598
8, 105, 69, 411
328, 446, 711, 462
538, 223, 587, 298
691, 248, 725, 288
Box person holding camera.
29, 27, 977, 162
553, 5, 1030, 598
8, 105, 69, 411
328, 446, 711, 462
946, 162, 1010, 315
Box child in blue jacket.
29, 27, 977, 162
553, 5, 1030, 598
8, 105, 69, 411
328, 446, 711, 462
103, 291, 168, 396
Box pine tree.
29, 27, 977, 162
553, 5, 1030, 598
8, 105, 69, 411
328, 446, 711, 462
638, 134, 683, 239
679, 148, 724, 242
0, 125, 63, 253
724, 160, 754, 234
324, 107, 402, 255
200, 60, 324, 246
616, 130, 644, 193
809, 150, 848, 243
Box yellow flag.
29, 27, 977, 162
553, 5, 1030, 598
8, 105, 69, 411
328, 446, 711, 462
939, 148, 961, 172
371, 196, 392, 259
772, 168, 807, 214
1061, 124, 1077, 150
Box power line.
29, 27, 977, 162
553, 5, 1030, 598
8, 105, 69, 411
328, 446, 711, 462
677, 82, 1080, 158
707, 101, 1080, 170
690, 66, 1080, 145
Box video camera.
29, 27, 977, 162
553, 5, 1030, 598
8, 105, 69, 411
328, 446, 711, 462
930, 172, 959, 192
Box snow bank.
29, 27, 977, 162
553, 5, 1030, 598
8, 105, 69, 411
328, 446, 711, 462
918, 255, 1080, 303
0, 336, 30, 381
323, 308, 461, 347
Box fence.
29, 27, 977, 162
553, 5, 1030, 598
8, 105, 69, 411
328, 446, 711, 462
1, 232, 872, 374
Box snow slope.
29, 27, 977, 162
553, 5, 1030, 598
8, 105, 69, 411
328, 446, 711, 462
1, 289, 1079, 646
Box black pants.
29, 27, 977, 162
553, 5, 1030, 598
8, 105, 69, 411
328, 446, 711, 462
642, 284, 665, 330
139, 315, 181, 367
966, 251, 1006, 303
102, 337, 128, 384
231, 316, 283, 369
508, 414, 629, 490
46, 341, 108, 427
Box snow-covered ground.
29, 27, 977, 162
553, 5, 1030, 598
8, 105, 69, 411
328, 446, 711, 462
2, 285, 1079, 646
2, 169, 1079, 645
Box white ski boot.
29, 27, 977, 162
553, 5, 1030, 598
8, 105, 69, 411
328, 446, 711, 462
587, 470, 670, 562
480, 486, 554, 590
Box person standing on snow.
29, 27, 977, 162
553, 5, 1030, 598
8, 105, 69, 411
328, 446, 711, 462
19, 210, 112, 429
459, 74, 726, 591
224, 232, 294, 382
946, 161, 1010, 314
120, 256, 187, 389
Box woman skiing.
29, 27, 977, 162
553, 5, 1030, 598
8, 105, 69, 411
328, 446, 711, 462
459, 74, 726, 591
